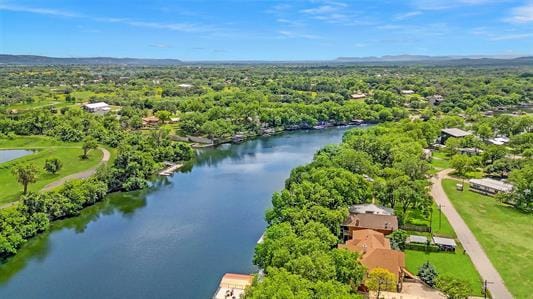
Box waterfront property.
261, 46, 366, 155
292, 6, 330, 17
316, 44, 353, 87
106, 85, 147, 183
339, 229, 405, 291
341, 210, 398, 240
83, 102, 110, 113
348, 203, 394, 215
469, 178, 513, 196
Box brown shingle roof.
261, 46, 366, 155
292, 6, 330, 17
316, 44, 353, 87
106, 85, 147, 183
343, 213, 398, 231
338, 229, 404, 281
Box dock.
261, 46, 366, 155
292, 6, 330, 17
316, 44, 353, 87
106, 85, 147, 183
212, 273, 254, 299
158, 163, 183, 176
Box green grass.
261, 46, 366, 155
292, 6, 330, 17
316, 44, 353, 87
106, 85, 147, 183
0, 136, 103, 204
430, 151, 450, 171
404, 202, 455, 238
443, 179, 533, 299
405, 248, 484, 296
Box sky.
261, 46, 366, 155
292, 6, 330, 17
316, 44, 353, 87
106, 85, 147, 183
0, 0, 532, 60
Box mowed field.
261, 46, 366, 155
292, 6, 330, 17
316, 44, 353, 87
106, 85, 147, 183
442, 179, 533, 299
0, 136, 103, 204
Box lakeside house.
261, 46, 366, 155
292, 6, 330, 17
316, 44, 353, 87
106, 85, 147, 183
439, 128, 471, 144
341, 209, 398, 240
83, 102, 110, 114
349, 203, 394, 215
339, 229, 405, 292
213, 273, 254, 299
469, 178, 513, 196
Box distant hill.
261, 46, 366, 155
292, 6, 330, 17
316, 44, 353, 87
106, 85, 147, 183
0, 55, 182, 66
334, 55, 533, 66
1, 54, 532, 66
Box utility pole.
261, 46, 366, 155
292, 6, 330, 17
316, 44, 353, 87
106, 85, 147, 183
483, 279, 493, 299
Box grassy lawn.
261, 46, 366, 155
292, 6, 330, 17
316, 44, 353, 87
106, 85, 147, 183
0, 136, 103, 204
442, 179, 533, 299
405, 201, 455, 238
405, 248, 484, 296
430, 151, 450, 171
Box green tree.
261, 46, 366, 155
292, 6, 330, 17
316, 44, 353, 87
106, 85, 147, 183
44, 158, 62, 174
365, 268, 397, 297
436, 275, 471, 299
82, 136, 98, 159
389, 229, 408, 251
417, 261, 438, 287
155, 110, 172, 123
11, 163, 38, 194
450, 154, 473, 177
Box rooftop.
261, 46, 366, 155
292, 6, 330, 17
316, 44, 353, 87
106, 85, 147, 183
432, 236, 457, 247
349, 203, 394, 215
407, 235, 428, 244
469, 178, 513, 192
441, 128, 471, 137
343, 213, 398, 231
84, 102, 109, 109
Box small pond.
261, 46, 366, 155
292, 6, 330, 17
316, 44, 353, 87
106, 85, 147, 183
0, 150, 35, 163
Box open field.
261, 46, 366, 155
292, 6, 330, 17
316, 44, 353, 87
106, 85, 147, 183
0, 136, 103, 204
442, 179, 533, 299
405, 248, 484, 296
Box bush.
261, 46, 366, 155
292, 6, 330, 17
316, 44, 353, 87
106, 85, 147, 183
436, 275, 471, 299
418, 261, 438, 287
44, 158, 63, 174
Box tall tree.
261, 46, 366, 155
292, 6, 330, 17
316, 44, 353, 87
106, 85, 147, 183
11, 163, 38, 194
82, 136, 98, 159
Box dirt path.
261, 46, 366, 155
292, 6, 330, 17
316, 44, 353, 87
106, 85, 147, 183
431, 169, 513, 299
41, 147, 110, 191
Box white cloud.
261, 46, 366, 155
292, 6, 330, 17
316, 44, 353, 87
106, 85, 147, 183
489, 33, 533, 40
505, 2, 533, 23
394, 11, 422, 20
149, 43, 172, 48
0, 3, 222, 34
410, 0, 502, 10
0, 3, 79, 17
278, 30, 320, 40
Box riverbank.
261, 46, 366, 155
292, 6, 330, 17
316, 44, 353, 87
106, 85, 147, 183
0, 126, 354, 299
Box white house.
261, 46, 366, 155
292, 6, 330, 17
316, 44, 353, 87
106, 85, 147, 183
83, 102, 110, 113
469, 178, 513, 196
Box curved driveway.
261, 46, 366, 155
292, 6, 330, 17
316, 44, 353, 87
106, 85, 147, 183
41, 147, 110, 191
431, 169, 513, 299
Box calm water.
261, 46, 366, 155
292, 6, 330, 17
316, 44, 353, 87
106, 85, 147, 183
0, 150, 34, 163
0, 127, 355, 299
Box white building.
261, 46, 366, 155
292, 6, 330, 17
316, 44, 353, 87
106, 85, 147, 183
469, 178, 513, 196
83, 102, 110, 113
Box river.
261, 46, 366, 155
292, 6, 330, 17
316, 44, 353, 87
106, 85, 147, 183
0, 127, 355, 298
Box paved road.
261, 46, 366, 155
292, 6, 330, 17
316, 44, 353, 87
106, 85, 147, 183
42, 147, 110, 191
431, 169, 513, 299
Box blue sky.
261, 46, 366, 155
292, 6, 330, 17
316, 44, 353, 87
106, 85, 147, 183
0, 0, 532, 60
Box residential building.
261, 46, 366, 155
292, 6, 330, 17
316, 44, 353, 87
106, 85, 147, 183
469, 178, 513, 196
142, 116, 160, 126
341, 212, 398, 240
401, 90, 415, 95
83, 102, 110, 113
339, 229, 405, 291
439, 128, 471, 144
426, 94, 445, 106
351, 93, 367, 99
349, 203, 394, 215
